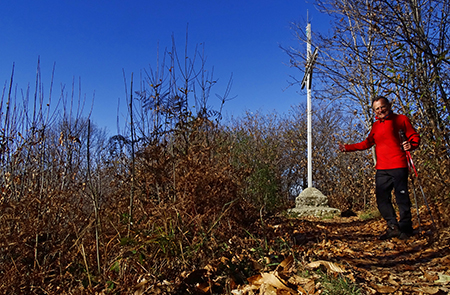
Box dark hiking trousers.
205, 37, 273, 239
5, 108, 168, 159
375, 168, 413, 234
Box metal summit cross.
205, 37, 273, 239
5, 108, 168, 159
301, 22, 318, 188
288, 21, 340, 218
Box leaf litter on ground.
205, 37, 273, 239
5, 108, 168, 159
145, 211, 450, 295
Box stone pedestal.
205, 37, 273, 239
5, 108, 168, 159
288, 187, 341, 217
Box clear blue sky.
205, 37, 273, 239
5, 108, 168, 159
0, 0, 331, 134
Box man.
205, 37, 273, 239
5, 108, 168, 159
339, 95, 420, 240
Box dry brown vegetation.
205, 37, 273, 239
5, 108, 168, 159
0, 90, 448, 293
2, 1, 450, 291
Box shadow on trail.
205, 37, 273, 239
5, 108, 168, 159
280, 215, 446, 272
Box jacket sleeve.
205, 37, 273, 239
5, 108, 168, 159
403, 116, 420, 150
344, 130, 375, 152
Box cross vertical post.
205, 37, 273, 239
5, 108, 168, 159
306, 23, 312, 188
300, 23, 318, 188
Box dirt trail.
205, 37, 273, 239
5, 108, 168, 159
146, 213, 450, 294
268, 214, 450, 294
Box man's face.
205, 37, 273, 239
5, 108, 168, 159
373, 99, 391, 119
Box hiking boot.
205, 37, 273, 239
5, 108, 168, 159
398, 232, 413, 240
379, 224, 400, 240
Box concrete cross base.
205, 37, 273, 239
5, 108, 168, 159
288, 187, 341, 218
288, 206, 341, 217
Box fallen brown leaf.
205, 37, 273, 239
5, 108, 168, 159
413, 286, 442, 294
369, 283, 399, 293
423, 271, 439, 282
275, 255, 294, 273
287, 274, 313, 286
306, 260, 345, 273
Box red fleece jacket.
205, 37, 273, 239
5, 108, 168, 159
344, 113, 420, 170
